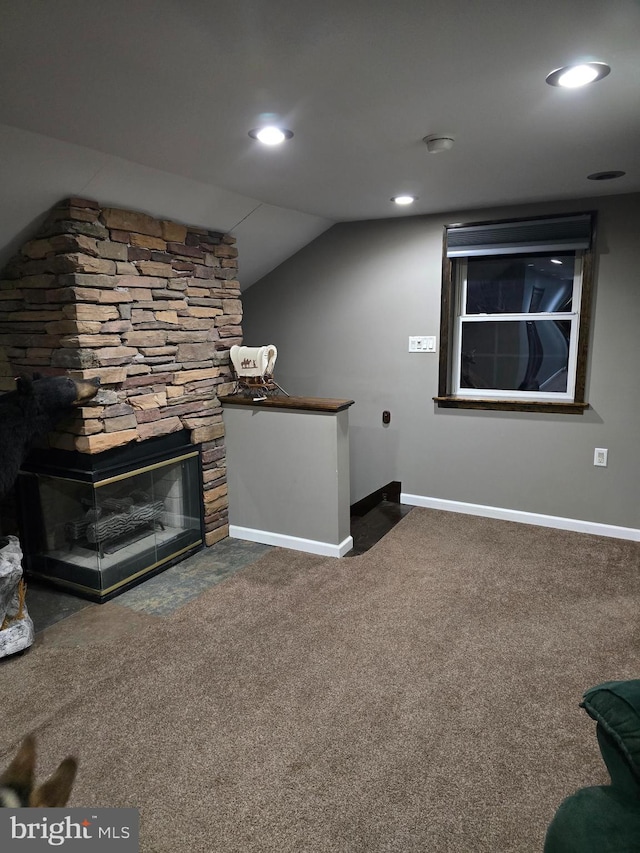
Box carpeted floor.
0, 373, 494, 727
2, 509, 639, 852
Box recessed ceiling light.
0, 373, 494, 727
248, 126, 294, 145
587, 170, 626, 181
551, 259, 563, 265
545, 62, 610, 88
392, 195, 416, 205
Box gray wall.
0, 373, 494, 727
224, 405, 351, 550
242, 193, 640, 530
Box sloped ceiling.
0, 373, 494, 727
1, 0, 638, 288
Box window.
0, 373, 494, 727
435, 213, 595, 413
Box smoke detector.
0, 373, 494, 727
423, 134, 455, 154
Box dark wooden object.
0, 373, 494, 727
220, 395, 354, 413
432, 397, 589, 414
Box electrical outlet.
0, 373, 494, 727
594, 447, 608, 467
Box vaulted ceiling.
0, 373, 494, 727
1, 0, 638, 287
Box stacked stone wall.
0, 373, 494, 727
0, 197, 242, 545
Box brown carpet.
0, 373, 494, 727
2, 509, 640, 852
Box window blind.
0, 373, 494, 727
446, 214, 593, 258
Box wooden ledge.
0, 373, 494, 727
220, 395, 355, 414
433, 397, 589, 414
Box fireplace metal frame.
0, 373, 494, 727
17, 431, 205, 602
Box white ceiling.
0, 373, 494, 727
0, 0, 638, 286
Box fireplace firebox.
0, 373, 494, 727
17, 432, 204, 601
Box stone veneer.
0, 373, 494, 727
0, 197, 242, 546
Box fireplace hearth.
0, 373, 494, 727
17, 432, 204, 601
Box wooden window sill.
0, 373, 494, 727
433, 397, 589, 414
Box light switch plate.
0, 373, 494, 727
409, 335, 437, 352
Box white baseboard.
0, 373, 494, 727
229, 525, 354, 558
400, 493, 640, 542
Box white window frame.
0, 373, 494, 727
436, 211, 595, 414
450, 254, 583, 402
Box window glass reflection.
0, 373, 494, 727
465, 255, 574, 315
460, 320, 571, 392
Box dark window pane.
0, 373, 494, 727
460, 320, 571, 392
465, 255, 575, 314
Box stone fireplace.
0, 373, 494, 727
0, 197, 242, 597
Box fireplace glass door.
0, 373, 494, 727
19, 441, 203, 601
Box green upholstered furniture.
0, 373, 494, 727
544, 680, 640, 852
